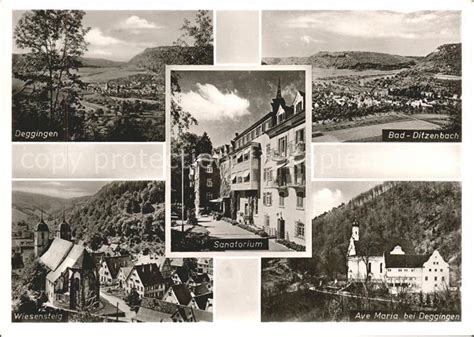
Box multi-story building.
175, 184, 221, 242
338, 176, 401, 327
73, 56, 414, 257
226, 81, 306, 246
347, 220, 450, 294
189, 154, 221, 217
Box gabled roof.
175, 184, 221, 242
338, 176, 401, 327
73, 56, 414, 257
119, 266, 133, 280
175, 266, 190, 283
46, 244, 95, 282
385, 254, 431, 268
170, 258, 184, 267
191, 273, 211, 284
171, 284, 192, 306
135, 307, 173, 322
103, 255, 132, 279
193, 282, 212, 296
194, 293, 213, 311
134, 263, 164, 288
40, 238, 73, 270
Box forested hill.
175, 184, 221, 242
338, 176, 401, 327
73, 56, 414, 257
312, 181, 461, 282
263, 43, 461, 74
127, 45, 213, 72
67, 181, 165, 251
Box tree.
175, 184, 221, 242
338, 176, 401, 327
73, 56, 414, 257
125, 288, 141, 311
14, 10, 90, 139
175, 10, 213, 64
170, 11, 213, 133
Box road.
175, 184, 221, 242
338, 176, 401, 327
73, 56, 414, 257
100, 289, 135, 321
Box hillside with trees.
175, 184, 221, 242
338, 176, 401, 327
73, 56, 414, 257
67, 181, 166, 252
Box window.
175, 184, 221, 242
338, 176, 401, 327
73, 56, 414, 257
279, 194, 285, 207
256, 126, 262, 136
295, 128, 305, 143
206, 192, 212, 201
434, 276, 438, 281
278, 136, 287, 157
206, 166, 213, 173
295, 222, 305, 238
380, 263, 383, 273
368, 263, 372, 273
266, 144, 271, 156
440, 269, 443, 272
429, 269, 432, 272
441, 276, 445, 281
435, 269, 437, 272
297, 194, 304, 208
206, 179, 213, 187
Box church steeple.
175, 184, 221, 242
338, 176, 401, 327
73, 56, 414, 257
352, 219, 359, 241
276, 78, 282, 99
35, 209, 50, 257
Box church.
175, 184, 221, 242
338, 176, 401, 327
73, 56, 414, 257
346, 220, 450, 294
34, 212, 100, 310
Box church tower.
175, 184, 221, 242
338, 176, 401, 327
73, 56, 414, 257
57, 209, 72, 241
271, 78, 286, 114
352, 219, 360, 241
34, 211, 50, 257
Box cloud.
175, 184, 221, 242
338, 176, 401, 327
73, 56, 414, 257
119, 15, 160, 29
87, 48, 112, 56
86, 28, 123, 46
312, 188, 344, 218
178, 83, 250, 121
301, 35, 323, 44
285, 11, 460, 40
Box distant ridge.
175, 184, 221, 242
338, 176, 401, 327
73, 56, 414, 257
263, 43, 461, 75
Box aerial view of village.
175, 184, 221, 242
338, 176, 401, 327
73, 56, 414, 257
169, 69, 310, 253
12, 181, 213, 322
262, 11, 462, 142
261, 181, 461, 321
12, 10, 213, 141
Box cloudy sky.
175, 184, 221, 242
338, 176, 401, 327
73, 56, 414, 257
12, 10, 209, 62
174, 70, 306, 146
263, 11, 461, 57
12, 181, 109, 198
311, 181, 382, 218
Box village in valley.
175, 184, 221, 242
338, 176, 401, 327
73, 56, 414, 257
11, 10, 213, 142
262, 11, 462, 142
11, 181, 213, 322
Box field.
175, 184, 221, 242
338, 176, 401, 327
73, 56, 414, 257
313, 114, 442, 142
76, 66, 148, 83
312, 67, 405, 80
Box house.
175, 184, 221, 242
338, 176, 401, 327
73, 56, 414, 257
124, 263, 166, 298
224, 81, 306, 246
163, 284, 193, 306
189, 154, 221, 217
134, 298, 211, 322
99, 255, 133, 285
117, 266, 133, 288
347, 220, 450, 294
197, 258, 213, 275
40, 237, 100, 310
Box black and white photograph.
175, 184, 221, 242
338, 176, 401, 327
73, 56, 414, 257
11, 180, 213, 322
261, 181, 461, 322
262, 11, 462, 142
12, 10, 213, 142
167, 66, 311, 255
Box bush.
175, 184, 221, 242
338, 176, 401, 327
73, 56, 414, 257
276, 239, 306, 251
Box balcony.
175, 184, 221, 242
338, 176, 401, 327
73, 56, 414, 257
289, 141, 305, 159
288, 174, 305, 193
269, 148, 287, 163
